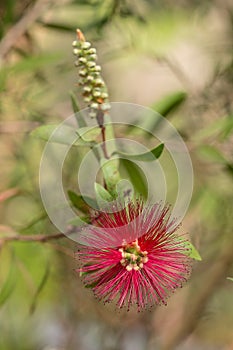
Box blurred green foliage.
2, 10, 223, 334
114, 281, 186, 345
0, 0, 233, 349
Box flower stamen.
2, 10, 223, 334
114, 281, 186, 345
119, 239, 148, 271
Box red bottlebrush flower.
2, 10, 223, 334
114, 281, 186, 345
76, 200, 191, 311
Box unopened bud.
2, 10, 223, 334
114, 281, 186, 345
93, 91, 101, 97
88, 48, 96, 54
73, 48, 80, 55
91, 102, 98, 109
87, 75, 94, 82
89, 54, 97, 61
84, 96, 92, 102
93, 65, 101, 72
81, 41, 91, 49
94, 78, 104, 86
101, 92, 108, 99
83, 86, 92, 93
87, 61, 96, 68
79, 69, 87, 77
76, 29, 86, 42
79, 57, 87, 64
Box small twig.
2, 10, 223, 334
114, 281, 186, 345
96, 109, 109, 159
0, 188, 19, 202
0, 231, 75, 257
100, 124, 109, 161
0, 0, 49, 60
0, 232, 65, 243
0, 0, 59, 62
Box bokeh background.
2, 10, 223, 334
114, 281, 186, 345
0, 0, 233, 349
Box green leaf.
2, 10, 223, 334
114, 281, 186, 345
31, 124, 74, 144
80, 266, 99, 287
3, 0, 15, 26
0, 258, 16, 307
69, 91, 86, 127
69, 91, 80, 113
84, 281, 99, 289
227, 277, 233, 282
120, 159, 148, 198
198, 146, 233, 177
115, 179, 134, 202
0, 54, 61, 90
37, 21, 77, 32
31, 124, 93, 147
152, 91, 187, 117
183, 241, 202, 261
67, 190, 97, 214
135, 91, 187, 133
114, 143, 164, 162
221, 116, 233, 140
198, 145, 227, 163
9, 54, 61, 73
68, 215, 90, 227
94, 182, 113, 208
76, 126, 101, 142
194, 115, 233, 142
226, 163, 233, 177
100, 159, 121, 195
29, 262, 50, 314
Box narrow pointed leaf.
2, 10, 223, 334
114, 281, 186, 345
69, 215, 90, 227
114, 143, 164, 162
68, 190, 97, 214
31, 124, 93, 147
152, 91, 187, 117
0, 259, 16, 307
69, 91, 86, 127
38, 21, 76, 32
29, 262, 50, 314
76, 126, 101, 142
120, 159, 147, 198
100, 159, 121, 195
184, 241, 202, 261
94, 182, 113, 208
198, 145, 227, 163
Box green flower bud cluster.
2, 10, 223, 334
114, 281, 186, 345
72, 33, 110, 118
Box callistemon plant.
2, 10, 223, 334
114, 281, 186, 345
70, 29, 198, 311
77, 201, 191, 311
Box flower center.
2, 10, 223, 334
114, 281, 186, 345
119, 239, 148, 271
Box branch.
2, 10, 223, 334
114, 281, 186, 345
0, 232, 65, 243
0, 0, 70, 62
0, 232, 76, 257
0, 188, 19, 202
